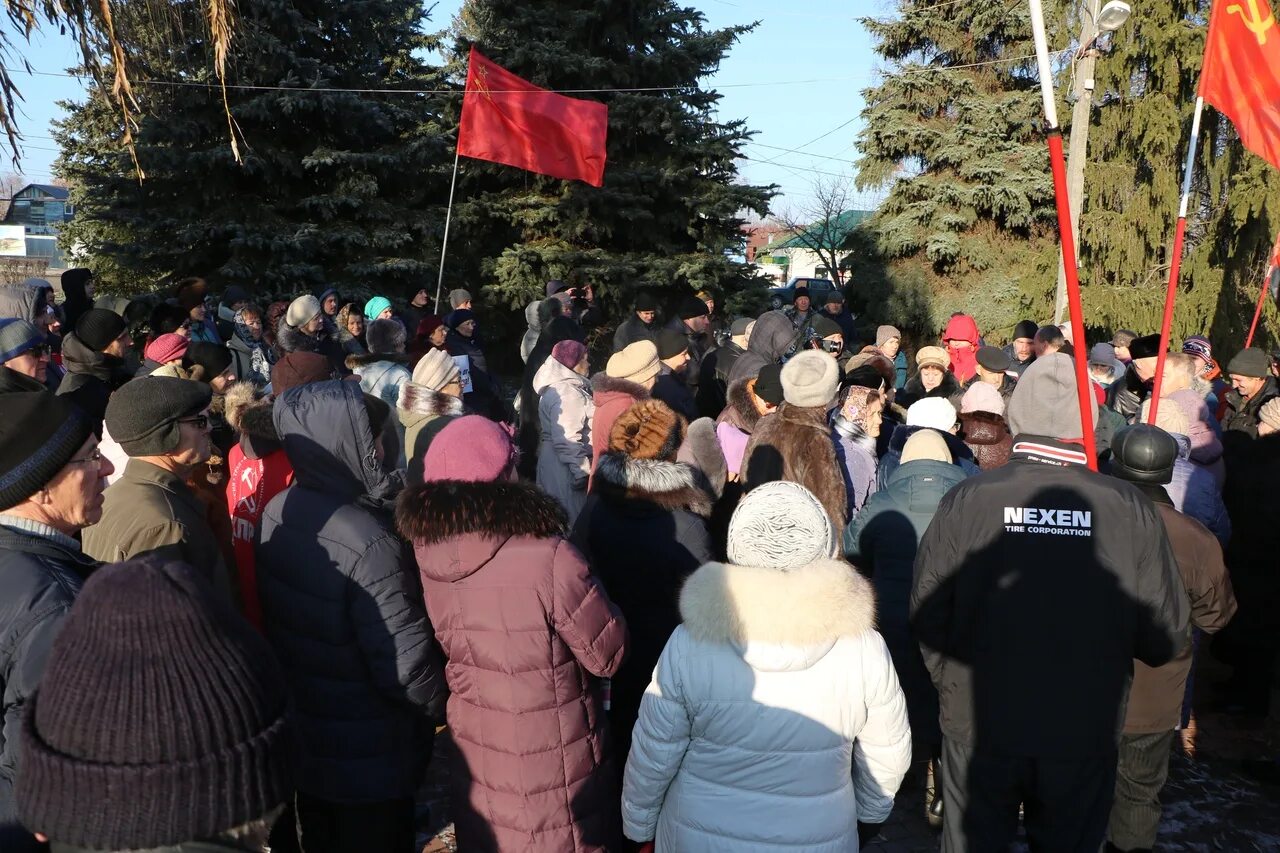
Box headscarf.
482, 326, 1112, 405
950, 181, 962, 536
234, 307, 271, 384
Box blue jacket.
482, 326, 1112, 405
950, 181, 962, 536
878, 424, 980, 490
1166, 433, 1231, 547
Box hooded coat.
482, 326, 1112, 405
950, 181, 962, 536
520, 318, 586, 472
396, 480, 628, 852
742, 403, 848, 531
621, 558, 912, 852
844, 459, 967, 748
59, 268, 93, 332
943, 314, 980, 383
55, 333, 130, 435
0, 284, 45, 325
878, 424, 980, 489
728, 310, 795, 385
522, 299, 561, 363
533, 356, 595, 523
397, 382, 464, 483
959, 410, 1014, 470
571, 452, 714, 759
1166, 388, 1226, 487
257, 381, 447, 803
347, 351, 413, 410
589, 373, 651, 479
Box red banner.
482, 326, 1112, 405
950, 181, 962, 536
457, 47, 608, 186
1200, 0, 1280, 170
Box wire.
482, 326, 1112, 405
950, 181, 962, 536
744, 141, 860, 167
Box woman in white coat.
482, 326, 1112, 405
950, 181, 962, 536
622, 480, 912, 852
533, 339, 595, 523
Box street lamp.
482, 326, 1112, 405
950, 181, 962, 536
1097, 1, 1133, 36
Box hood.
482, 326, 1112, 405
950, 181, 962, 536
532, 355, 586, 394
60, 332, 118, 380
60, 268, 92, 307
593, 451, 714, 517
224, 381, 278, 440
398, 382, 465, 418
959, 410, 1010, 446
590, 371, 651, 402
886, 458, 967, 512
524, 299, 544, 330
678, 558, 876, 670
0, 283, 44, 323
273, 379, 395, 501
676, 417, 728, 499
1170, 431, 1192, 460
719, 376, 762, 432
747, 310, 795, 360
943, 314, 980, 347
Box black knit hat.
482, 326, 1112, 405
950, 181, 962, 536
633, 291, 657, 312
74, 308, 125, 352
105, 376, 212, 457
677, 295, 710, 320
0, 390, 93, 510
656, 328, 689, 360
17, 557, 294, 848
754, 363, 785, 405
1013, 320, 1038, 341
185, 341, 233, 382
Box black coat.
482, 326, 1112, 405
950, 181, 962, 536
651, 370, 698, 422
612, 314, 660, 352
0, 525, 97, 852
696, 340, 743, 420
662, 317, 710, 398
257, 381, 447, 802
895, 369, 962, 409
1221, 433, 1280, 652
56, 333, 131, 436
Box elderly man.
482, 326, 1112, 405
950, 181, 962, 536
1221, 348, 1279, 440
0, 388, 109, 852
968, 346, 1016, 403
0, 320, 49, 385
1107, 333, 1162, 425
614, 291, 662, 352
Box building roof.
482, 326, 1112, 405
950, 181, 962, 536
773, 209, 872, 250
24, 184, 70, 200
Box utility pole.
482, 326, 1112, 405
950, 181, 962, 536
1054, 1, 1099, 325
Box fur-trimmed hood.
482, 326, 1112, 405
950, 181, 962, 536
345, 351, 414, 371
677, 417, 728, 499
719, 376, 762, 433
679, 558, 876, 650
224, 380, 278, 441
593, 451, 715, 517
397, 382, 465, 419
591, 371, 652, 401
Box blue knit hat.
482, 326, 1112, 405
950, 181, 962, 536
363, 296, 393, 322
0, 318, 42, 362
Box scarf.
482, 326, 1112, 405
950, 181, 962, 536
234, 308, 271, 383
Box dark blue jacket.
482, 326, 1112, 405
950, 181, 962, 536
878, 423, 980, 490
258, 381, 447, 803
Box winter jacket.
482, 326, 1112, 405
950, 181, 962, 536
572, 452, 714, 759
696, 339, 743, 420
1106, 364, 1149, 424
348, 351, 413, 411
1221, 433, 1280, 652
715, 376, 763, 475
1165, 432, 1231, 546
613, 314, 660, 353
55, 333, 130, 435
81, 459, 233, 603
1122, 489, 1236, 734
1167, 388, 1226, 488
959, 410, 1013, 470
1001, 346, 1034, 379
0, 523, 97, 852
831, 415, 878, 517
533, 357, 595, 523
274, 319, 346, 373
825, 307, 857, 350
397, 382, 464, 484
896, 369, 962, 410
742, 403, 848, 531
59, 268, 93, 332
397, 480, 627, 852
257, 380, 447, 803
590, 373, 650, 478
0, 283, 46, 325
446, 329, 499, 417
1221, 375, 1279, 443
621, 557, 911, 851
878, 424, 980, 489
522, 299, 560, 363
911, 437, 1190, 756
728, 310, 795, 385
661, 316, 709, 399
943, 314, 981, 383
844, 459, 966, 748
651, 369, 697, 422
226, 328, 272, 387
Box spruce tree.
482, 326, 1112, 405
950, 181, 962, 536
446, 0, 773, 320
55, 0, 450, 298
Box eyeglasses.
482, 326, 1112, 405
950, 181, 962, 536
179, 415, 210, 430
20, 344, 52, 358
68, 449, 103, 466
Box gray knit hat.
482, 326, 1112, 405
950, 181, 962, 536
876, 325, 901, 347
285, 295, 322, 328
781, 350, 840, 408
727, 481, 836, 570
1227, 347, 1271, 379
448, 289, 472, 309
105, 377, 212, 457
1005, 352, 1098, 439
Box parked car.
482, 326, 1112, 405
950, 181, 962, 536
768, 277, 837, 309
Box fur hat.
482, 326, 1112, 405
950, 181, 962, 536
907, 397, 957, 431
271, 352, 333, 395
876, 325, 901, 347
901, 429, 953, 465
607, 341, 661, 384
1128, 334, 1163, 361
726, 481, 835, 570
781, 351, 840, 408
411, 348, 460, 391
366, 318, 406, 355
610, 400, 685, 461
285, 295, 321, 328
1006, 352, 1099, 439
915, 345, 949, 371
960, 382, 1005, 416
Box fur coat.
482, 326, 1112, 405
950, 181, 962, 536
589, 372, 652, 481
741, 402, 848, 531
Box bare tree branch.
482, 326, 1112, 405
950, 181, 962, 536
773, 173, 855, 285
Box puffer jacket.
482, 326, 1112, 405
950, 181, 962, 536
959, 410, 1013, 470
1165, 432, 1231, 546
728, 310, 795, 385
396, 479, 627, 853
844, 459, 966, 749
0, 283, 45, 324
56, 333, 130, 434
621, 558, 911, 852
878, 423, 980, 488
0, 524, 97, 852
348, 351, 413, 410
397, 382, 464, 483
742, 403, 848, 531
533, 357, 595, 524
257, 380, 447, 803
589, 373, 651, 479
1167, 388, 1226, 487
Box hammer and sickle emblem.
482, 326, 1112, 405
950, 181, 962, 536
475, 65, 492, 99
1228, 0, 1277, 44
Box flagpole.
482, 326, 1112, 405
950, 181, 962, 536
1148, 96, 1205, 424
1029, 0, 1098, 470
1245, 267, 1271, 348
434, 147, 462, 315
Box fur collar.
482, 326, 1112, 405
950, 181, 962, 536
223, 381, 278, 440
593, 451, 714, 517
396, 480, 566, 544
345, 351, 414, 371
722, 377, 762, 431
591, 372, 652, 400
777, 401, 832, 431
832, 414, 876, 453
275, 321, 330, 356
679, 558, 876, 645
398, 382, 465, 418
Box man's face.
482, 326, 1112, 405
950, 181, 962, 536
1231, 373, 1267, 400
825, 300, 842, 315
210, 367, 236, 395
376, 307, 394, 321
920, 365, 944, 391
880, 337, 900, 359
173, 410, 213, 467
455, 300, 473, 311
664, 351, 690, 374
103, 330, 133, 359
323, 295, 339, 316
412, 289, 429, 307
458, 319, 477, 337
45, 436, 114, 531
794, 295, 811, 313
441, 379, 464, 398
637, 310, 656, 325
703, 298, 715, 315
1114, 345, 1131, 363
5, 344, 48, 383
683, 315, 709, 334
1014, 337, 1033, 360
976, 364, 1003, 387
1133, 356, 1160, 382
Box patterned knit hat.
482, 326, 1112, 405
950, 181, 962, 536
726, 481, 835, 570
17, 557, 294, 848
609, 400, 685, 460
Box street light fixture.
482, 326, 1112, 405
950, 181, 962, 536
1097, 1, 1132, 35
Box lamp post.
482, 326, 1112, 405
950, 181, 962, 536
1053, 1, 1133, 324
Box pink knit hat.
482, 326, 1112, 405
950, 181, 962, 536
961, 381, 1005, 416
422, 415, 519, 483
551, 340, 587, 370
145, 333, 189, 365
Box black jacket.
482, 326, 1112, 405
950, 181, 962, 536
0, 525, 97, 851
696, 340, 744, 421
1105, 364, 1149, 425
911, 436, 1189, 757
662, 316, 710, 398
612, 314, 660, 352
896, 370, 962, 409
651, 369, 697, 422
56, 333, 131, 435
257, 381, 447, 803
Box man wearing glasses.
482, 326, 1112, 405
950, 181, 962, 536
0, 320, 50, 385
0, 387, 108, 852
82, 377, 235, 604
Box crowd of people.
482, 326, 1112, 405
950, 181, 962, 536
0, 271, 1276, 853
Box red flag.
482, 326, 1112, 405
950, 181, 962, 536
1200, 0, 1280, 170
457, 47, 608, 186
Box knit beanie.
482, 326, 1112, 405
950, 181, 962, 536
17, 557, 294, 849
144, 333, 189, 365
411, 348, 460, 391
960, 382, 1005, 416
1261, 398, 1280, 432
552, 339, 587, 370
0, 318, 42, 361
781, 350, 840, 408
422, 415, 518, 482
876, 325, 901, 347
1005, 352, 1099, 439
367, 318, 407, 355
633, 291, 657, 312
726, 481, 835, 570
1013, 320, 1038, 341
1182, 335, 1213, 366
607, 340, 661, 384
271, 351, 333, 395
610, 400, 685, 460
105, 377, 212, 457
915, 345, 949, 371
901, 429, 953, 465
448, 289, 472, 309
74, 308, 125, 352
656, 328, 689, 360
220, 285, 249, 308
444, 308, 474, 330
1227, 347, 1271, 379
677, 295, 710, 320
285, 294, 321, 328
184, 341, 233, 382
907, 397, 958, 431
0, 390, 92, 510
363, 296, 393, 322
753, 363, 784, 405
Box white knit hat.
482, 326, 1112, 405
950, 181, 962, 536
906, 397, 957, 431
781, 350, 840, 408
285, 295, 321, 328
726, 482, 835, 570
411, 348, 460, 390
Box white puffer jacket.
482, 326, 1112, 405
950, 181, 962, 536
622, 557, 911, 852
533, 356, 595, 524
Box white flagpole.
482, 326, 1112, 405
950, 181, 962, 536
434, 147, 462, 315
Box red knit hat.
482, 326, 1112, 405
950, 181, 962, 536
144, 333, 189, 365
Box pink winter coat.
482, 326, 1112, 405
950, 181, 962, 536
1167, 388, 1226, 488
397, 479, 628, 852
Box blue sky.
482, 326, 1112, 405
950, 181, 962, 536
2, 0, 891, 212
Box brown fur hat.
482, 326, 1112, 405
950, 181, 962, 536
610, 400, 686, 461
